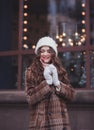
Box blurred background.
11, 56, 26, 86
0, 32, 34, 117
0, 0, 94, 130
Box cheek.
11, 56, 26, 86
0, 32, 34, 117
40, 54, 43, 59
40, 54, 52, 62
40, 56, 44, 61
40, 55, 44, 61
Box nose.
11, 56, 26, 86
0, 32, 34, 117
43, 51, 48, 55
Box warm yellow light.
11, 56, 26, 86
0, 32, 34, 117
23, 44, 28, 49
70, 42, 74, 46
59, 37, 63, 42
24, 13, 28, 16
62, 32, 66, 37
62, 42, 66, 47
75, 32, 79, 36
82, 29, 86, 33
80, 36, 85, 42
82, 3, 85, 7
24, 28, 28, 32
24, 5, 28, 9
56, 35, 59, 39
83, 51, 86, 55
82, 11, 85, 16
68, 38, 72, 42
68, 38, 74, 46
77, 41, 82, 46
24, 20, 28, 24
82, 20, 85, 24
32, 45, 36, 49
23, 36, 27, 40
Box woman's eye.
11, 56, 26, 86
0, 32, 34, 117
40, 49, 51, 53
40, 50, 45, 53
47, 50, 51, 53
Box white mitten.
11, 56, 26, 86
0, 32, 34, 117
43, 66, 53, 85
49, 64, 60, 86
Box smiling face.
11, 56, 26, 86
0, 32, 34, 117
40, 46, 52, 65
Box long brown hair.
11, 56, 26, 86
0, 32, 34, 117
27, 47, 70, 85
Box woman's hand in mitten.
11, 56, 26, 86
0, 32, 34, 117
43, 66, 53, 85
49, 64, 60, 86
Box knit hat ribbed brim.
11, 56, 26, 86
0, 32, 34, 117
35, 36, 58, 56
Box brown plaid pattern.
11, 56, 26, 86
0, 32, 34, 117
25, 68, 75, 130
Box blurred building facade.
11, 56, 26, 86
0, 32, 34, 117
0, 0, 94, 130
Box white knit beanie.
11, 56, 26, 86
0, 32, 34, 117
35, 36, 58, 56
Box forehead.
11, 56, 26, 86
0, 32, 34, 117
40, 46, 50, 50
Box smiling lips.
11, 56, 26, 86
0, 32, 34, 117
41, 56, 50, 62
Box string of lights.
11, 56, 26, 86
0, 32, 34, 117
23, 0, 86, 49
55, 0, 86, 47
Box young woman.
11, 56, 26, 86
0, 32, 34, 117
25, 36, 75, 130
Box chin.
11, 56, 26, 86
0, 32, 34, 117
44, 61, 50, 64
45, 60, 52, 64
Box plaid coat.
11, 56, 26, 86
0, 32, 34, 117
25, 68, 75, 130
